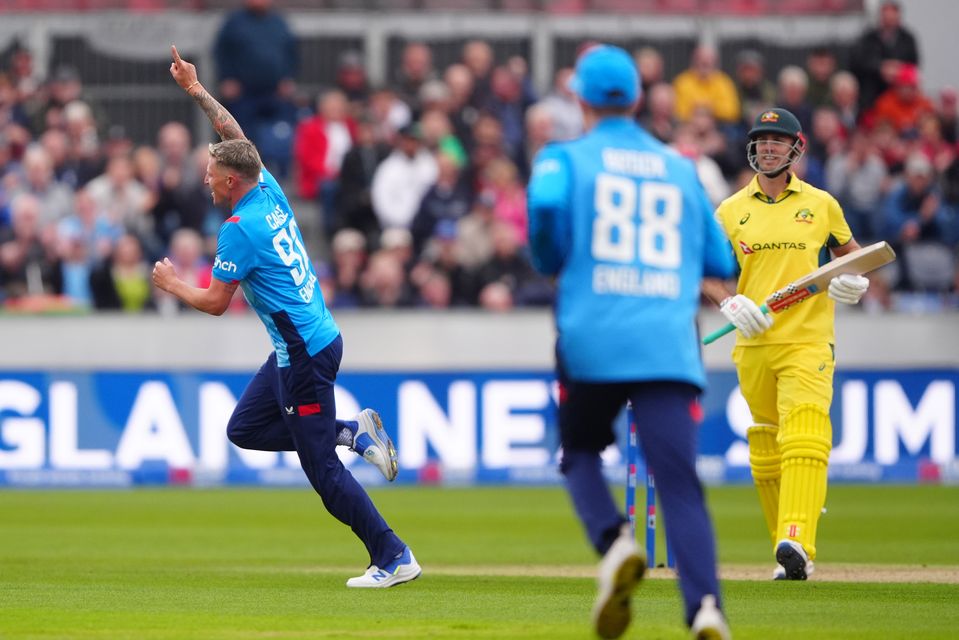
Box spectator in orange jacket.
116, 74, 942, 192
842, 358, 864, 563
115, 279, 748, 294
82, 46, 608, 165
865, 63, 933, 135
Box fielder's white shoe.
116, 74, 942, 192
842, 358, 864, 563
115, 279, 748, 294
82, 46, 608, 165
775, 539, 814, 581
772, 565, 786, 580
592, 523, 647, 639
690, 595, 731, 640
346, 547, 421, 588
352, 409, 398, 482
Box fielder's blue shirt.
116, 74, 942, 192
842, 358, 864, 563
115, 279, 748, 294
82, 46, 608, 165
211, 168, 339, 367
527, 117, 734, 387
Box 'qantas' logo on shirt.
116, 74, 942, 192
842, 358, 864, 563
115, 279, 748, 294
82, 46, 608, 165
214, 255, 238, 273
739, 240, 807, 255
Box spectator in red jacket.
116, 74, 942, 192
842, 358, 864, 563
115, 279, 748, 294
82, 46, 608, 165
293, 89, 358, 236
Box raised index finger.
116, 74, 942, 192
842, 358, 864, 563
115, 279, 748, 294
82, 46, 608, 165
171, 44, 182, 64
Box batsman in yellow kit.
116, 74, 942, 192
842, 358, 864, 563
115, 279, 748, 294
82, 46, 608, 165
704, 108, 871, 580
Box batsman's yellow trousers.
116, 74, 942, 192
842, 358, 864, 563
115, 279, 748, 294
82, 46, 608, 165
733, 343, 835, 560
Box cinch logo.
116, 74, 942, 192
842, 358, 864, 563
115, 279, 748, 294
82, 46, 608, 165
760, 110, 780, 123
740, 241, 808, 253
213, 255, 238, 273
794, 209, 814, 223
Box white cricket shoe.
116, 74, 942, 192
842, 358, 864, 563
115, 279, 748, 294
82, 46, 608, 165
346, 547, 421, 588
772, 565, 786, 580
352, 409, 398, 482
592, 524, 647, 639
775, 539, 815, 581
690, 595, 731, 640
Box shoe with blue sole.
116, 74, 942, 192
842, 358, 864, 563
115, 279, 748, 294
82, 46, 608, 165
352, 408, 398, 482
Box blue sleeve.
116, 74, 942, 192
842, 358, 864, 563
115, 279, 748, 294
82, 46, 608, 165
213, 221, 255, 283
696, 182, 735, 279
526, 144, 572, 276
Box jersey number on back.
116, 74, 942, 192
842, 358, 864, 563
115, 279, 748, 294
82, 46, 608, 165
272, 218, 309, 286
592, 174, 681, 269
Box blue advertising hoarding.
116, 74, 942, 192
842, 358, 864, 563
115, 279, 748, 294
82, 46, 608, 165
0, 369, 955, 487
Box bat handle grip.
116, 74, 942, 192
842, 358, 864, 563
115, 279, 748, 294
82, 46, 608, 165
702, 303, 770, 345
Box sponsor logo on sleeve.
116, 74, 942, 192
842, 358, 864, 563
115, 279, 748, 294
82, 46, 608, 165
213, 255, 238, 273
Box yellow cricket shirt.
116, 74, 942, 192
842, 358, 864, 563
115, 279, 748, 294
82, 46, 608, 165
715, 173, 853, 345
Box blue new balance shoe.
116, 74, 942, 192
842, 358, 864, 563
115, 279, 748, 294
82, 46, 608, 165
351, 408, 398, 482
346, 546, 421, 588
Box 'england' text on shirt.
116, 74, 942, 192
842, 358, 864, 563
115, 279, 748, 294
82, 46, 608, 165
592, 265, 680, 298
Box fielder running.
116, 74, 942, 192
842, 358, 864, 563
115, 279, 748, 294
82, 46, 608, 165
703, 107, 870, 580
153, 46, 420, 588
528, 44, 733, 639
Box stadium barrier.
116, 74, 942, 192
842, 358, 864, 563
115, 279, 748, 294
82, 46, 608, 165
1, 310, 956, 487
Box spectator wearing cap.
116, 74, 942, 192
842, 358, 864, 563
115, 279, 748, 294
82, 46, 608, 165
672, 44, 740, 125
865, 63, 934, 135
410, 152, 470, 256
370, 122, 438, 231
410, 218, 476, 308
881, 153, 956, 292
850, 0, 920, 114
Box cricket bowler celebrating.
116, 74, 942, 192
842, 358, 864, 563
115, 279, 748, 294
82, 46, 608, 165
704, 107, 870, 580
528, 44, 733, 639
153, 46, 420, 588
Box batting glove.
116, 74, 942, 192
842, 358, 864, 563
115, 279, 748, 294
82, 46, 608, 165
828, 273, 869, 304
720, 294, 773, 339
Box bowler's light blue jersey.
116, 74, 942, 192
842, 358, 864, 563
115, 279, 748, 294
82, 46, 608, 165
211, 168, 339, 367
527, 117, 734, 387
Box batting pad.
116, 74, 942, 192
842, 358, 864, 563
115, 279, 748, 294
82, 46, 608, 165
777, 404, 832, 561
747, 425, 781, 548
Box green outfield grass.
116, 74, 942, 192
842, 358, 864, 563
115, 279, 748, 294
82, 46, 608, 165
1, 485, 957, 639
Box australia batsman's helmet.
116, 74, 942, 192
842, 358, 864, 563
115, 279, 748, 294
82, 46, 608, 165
746, 108, 807, 176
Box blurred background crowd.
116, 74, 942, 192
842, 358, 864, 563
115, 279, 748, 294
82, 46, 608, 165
1, 0, 957, 315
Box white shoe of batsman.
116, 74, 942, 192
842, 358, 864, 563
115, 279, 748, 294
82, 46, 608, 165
352, 408, 398, 482
592, 523, 647, 639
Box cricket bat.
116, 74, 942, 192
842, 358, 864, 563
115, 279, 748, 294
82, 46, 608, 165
702, 241, 897, 345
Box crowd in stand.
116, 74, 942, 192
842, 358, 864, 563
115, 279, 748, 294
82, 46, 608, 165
0, 0, 956, 314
